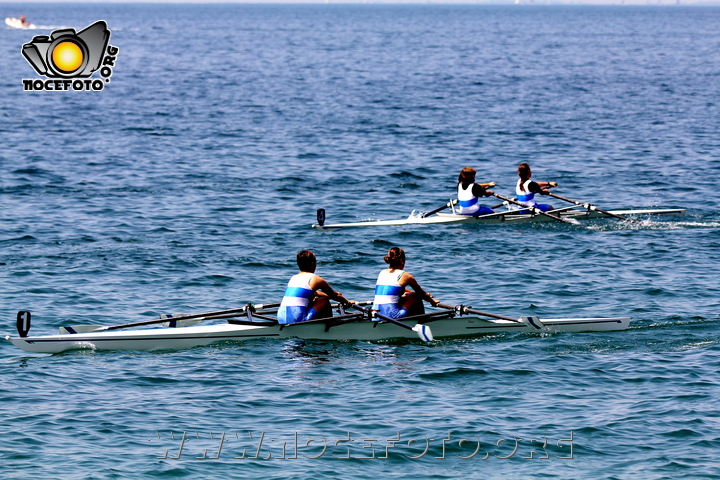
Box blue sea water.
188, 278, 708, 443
1, 3, 720, 478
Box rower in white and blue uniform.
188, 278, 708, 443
515, 163, 557, 213
278, 250, 350, 325
457, 167, 496, 216
372, 247, 437, 320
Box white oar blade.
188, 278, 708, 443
520, 316, 545, 330
562, 217, 582, 226
412, 324, 434, 342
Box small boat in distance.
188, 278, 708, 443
5, 16, 36, 29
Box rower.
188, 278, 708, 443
277, 250, 350, 325
457, 167, 496, 216
372, 247, 438, 319
515, 162, 557, 213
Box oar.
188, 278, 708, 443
421, 199, 458, 218
437, 303, 545, 329
492, 193, 575, 225
437, 303, 519, 322
350, 304, 434, 342
60, 303, 282, 334
546, 192, 642, 225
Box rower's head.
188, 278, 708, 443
384, 247, 406, 269
458, 167, 476, 184
518, 163, 532, 181
297, 250, 317, 273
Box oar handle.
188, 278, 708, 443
492, 194, 572, 224
546, 192, 641, 224
437, 303, 519, 322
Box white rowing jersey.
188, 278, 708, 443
372, 269, 405, 310
278, 272, 317, 324
516, 179, 538, 208
279, 272, 315, 308
457, 183, 480, 215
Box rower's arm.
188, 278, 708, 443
472, 183, 495, 198
530, 181, 557, 195
400, 273, 438, 306
311, 276, 349, 304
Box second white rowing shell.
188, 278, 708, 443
312, 207, 686, 231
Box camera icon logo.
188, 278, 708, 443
22, 20, 110, 78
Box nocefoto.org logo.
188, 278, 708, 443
21, 20, 119, 92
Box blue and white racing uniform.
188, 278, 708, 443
278, 272, 318, 324
372, 269, 408, 319
457, 183, 494, 216
516, 179, 552, 212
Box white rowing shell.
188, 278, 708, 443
6, 315, 630, 354
312, 208, 686, 231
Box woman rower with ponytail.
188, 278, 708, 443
516, 163, 557, 212
372, 247, 438, 319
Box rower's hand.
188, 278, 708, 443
484, 189, 495, 197
336, 294, 353, 307
548, 182, 557, 188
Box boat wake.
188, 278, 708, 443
587, 218, 719, 232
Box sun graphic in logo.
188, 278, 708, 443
51, 41, 84, 73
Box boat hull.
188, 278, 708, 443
5, 17, 36, 29
312, 208, 686, 231
5, 316, 630, 354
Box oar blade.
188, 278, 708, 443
412, 324, 434, 342
520, 316, 545, 330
